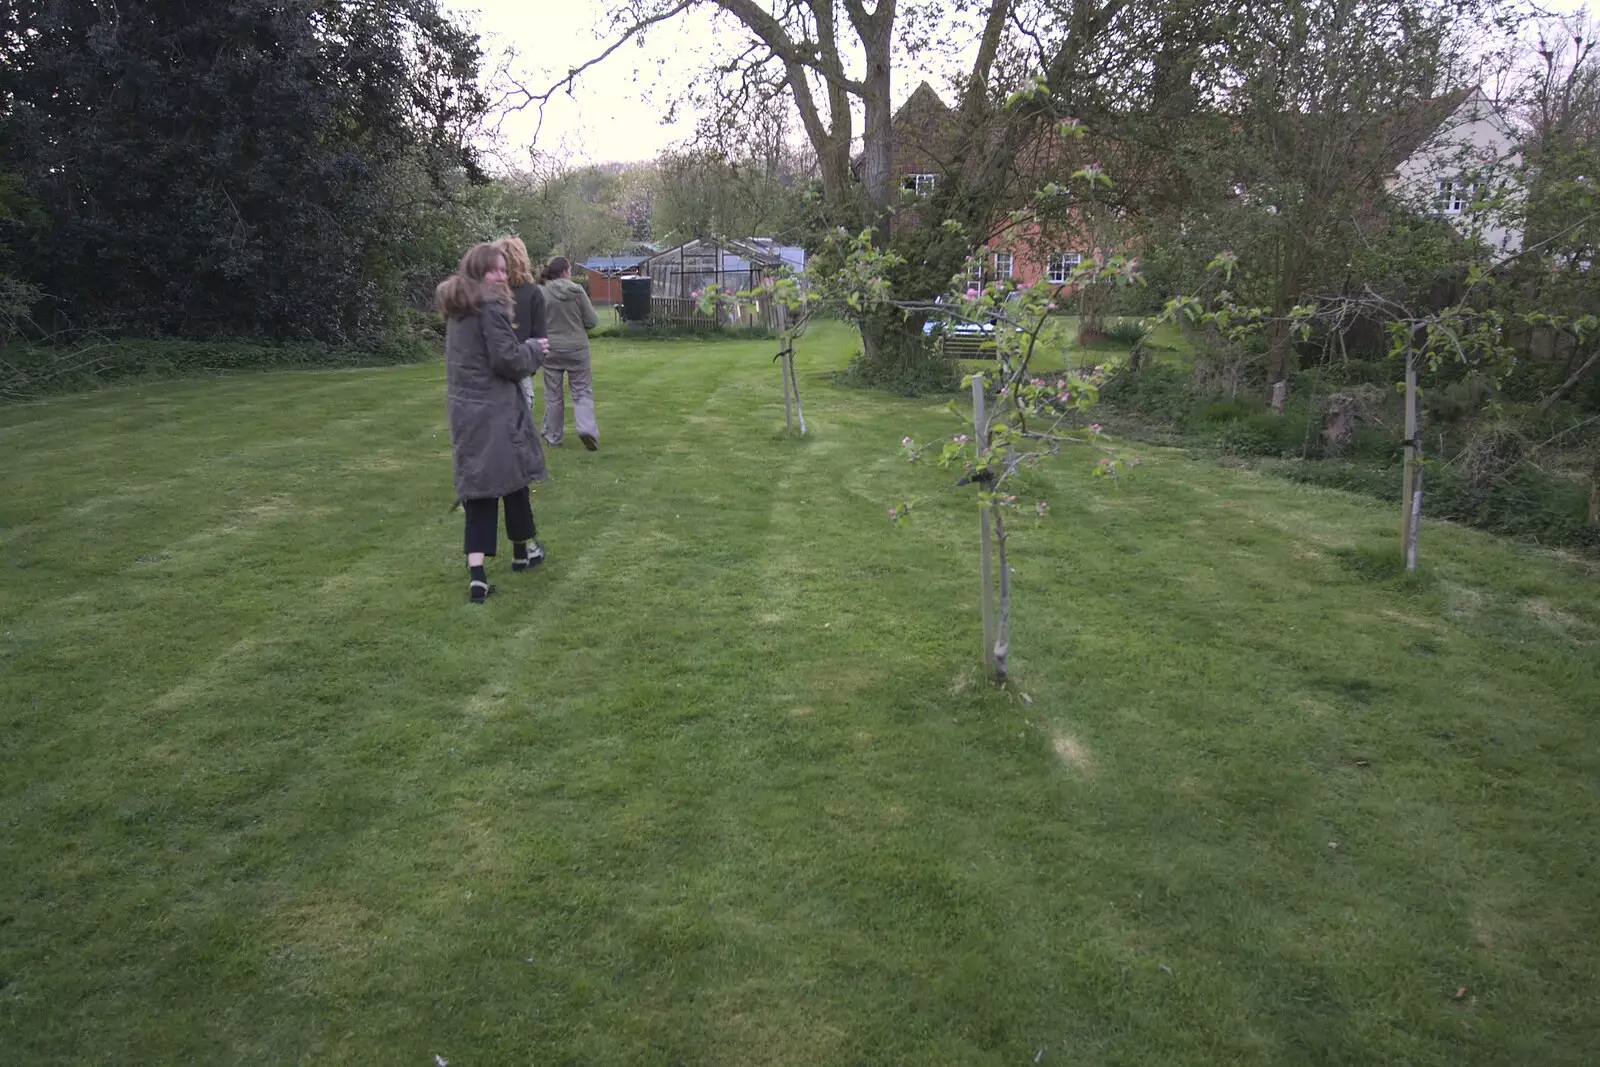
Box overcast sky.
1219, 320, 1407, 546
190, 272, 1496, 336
444, 1, 728, 167
444, 0, 1596, 169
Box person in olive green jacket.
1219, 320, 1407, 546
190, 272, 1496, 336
538, 256, 601, 451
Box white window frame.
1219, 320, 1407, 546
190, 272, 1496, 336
1438, 179, 1473, 215
966, 259, 984, 284
904, 173, 938, 196
1045, 252, 1081, 284
993, 251, 1014, 279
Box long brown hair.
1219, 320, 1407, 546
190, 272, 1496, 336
538, 255, 572, 284
435, 243, 509, 318
494, 236, 534, 287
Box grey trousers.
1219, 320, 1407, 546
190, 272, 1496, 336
542, 345, 597, 444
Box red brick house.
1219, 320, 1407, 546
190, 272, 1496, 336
877, 80, 1506, 295
880, 82, 1099, 291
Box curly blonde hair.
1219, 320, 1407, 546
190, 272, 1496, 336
434, 243, 510, 318
494, 236, 535, 287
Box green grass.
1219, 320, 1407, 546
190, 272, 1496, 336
2, 322, 1598, 1064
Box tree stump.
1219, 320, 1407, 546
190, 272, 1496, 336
1322, 402, 1357, 452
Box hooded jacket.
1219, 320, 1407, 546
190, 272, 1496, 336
541, 277, 599, 350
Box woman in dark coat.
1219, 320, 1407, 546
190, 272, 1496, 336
494, 235, 548, 416
437, 242, 548, 603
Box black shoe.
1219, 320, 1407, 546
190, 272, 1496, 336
512, 542, 546, 571
579, 433, 598, 452
469, 579, 495, 604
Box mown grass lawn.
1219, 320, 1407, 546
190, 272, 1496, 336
2, 322, 1597, 1065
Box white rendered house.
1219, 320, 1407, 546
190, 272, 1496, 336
1386, 87, 1524, 255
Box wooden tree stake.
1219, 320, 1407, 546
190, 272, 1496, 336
779, 343, 794, 433
973, 374, 996, 668
1401, 349, 1421, 570
788, 345, 807, 436
994, 509, 1010, 682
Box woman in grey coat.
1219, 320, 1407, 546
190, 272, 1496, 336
538, 256, 601, 451
437, 242, 548, 603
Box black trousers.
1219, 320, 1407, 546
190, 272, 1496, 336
462, 487, 535, 557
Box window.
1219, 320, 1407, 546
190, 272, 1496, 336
1046, 252, 1082, 284
966, 258, 984, 284
903, 173, 937, 196
1438, 179, 1474, 214
993, 252, 1014, 279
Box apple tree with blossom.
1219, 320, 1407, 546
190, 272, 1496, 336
699, 118, 1145, 682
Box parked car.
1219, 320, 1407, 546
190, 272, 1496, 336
922, 292, 1024, 355
921, 291, 1026, 335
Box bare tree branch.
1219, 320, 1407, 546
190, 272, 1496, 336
493, 0, 700, 145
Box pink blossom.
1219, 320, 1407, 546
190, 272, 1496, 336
966, 288, 979, 299
1089, 423, 1103, 434
901, 436, 912, 446
1036, 501, 1050, 516
953, 434, 970, 444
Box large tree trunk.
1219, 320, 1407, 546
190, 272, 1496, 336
856, 8, 893, 367
1077, 281, 1109, 344
857, 7, 894, 247
857, 310, 940, 386
1265, 317, 1293, 397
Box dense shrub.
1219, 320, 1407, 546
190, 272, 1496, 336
591, 322, 773, 341
1103, 358, 1600, 555
1, 334, 434, 399
1277, 458, 1600, 553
